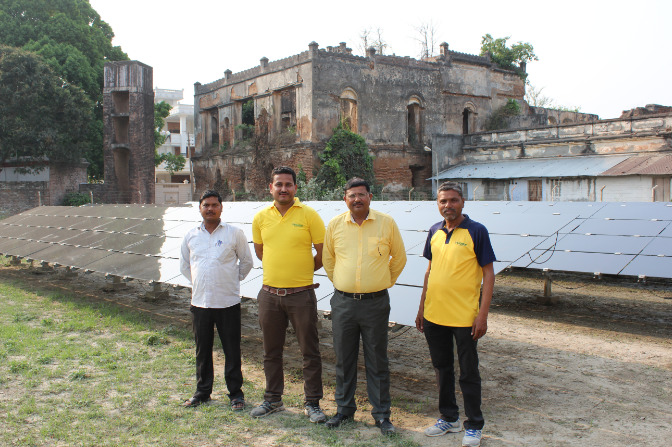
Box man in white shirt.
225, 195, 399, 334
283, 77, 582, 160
180, 190, 254, 409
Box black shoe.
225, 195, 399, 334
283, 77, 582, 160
375, 418, 396, 435
326, 413, 352, 429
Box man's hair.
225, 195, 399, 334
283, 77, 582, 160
199, 189, 222, 204
344, 177, 371, 193
437, 181, 464, 198
271, 166, 296, 184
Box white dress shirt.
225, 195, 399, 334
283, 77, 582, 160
180, 221, 254, 308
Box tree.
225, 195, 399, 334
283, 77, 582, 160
480, 34, 537, 79
154, 101, 172, 149
359, 27, 389, 56
315, 123, 375, 191
0, 45, 92, 170
155, 152, 186, 177
525, 81, 581, 112
153, 101, 186, 178
415, 21, 439, 59
0, 0, 129, 179
484, 98, 521, 131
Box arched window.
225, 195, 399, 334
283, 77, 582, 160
339, 88, 358, 133
407, 96, 424, 146
223, 117, 231, 146
462, 102, 476, 134
210, 112, 219, 146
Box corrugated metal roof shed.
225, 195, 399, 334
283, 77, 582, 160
432, 155, 631, 180
601, 154, 672, 176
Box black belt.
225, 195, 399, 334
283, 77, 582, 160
336, 289, 387, 300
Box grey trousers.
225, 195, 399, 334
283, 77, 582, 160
330, 289, 391, 420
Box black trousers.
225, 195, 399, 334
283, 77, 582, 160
423, 319, 484, 430
191, 304, 244, 401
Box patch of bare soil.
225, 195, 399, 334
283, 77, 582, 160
3, 264, 671, 446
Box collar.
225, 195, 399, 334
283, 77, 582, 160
199, 220, 224, 231
345, 209, 376, 223
266, 197, 303, 211
442, 214, 470, 232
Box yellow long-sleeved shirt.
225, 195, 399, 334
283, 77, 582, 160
323, 209, 406, 293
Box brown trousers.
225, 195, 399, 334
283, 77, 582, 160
257, 287, 323, 403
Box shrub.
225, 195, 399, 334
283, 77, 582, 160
62, 192, 91, 207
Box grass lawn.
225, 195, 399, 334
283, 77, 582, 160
0, 262, 419, 447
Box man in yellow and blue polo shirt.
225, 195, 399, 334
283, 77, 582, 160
249, 166, 327, 423
415, 181, 495, 447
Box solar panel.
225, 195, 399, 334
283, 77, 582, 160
620, 255, 672, 278
514, 249, 636, 275
24, 244, 112, 267
551, 234, 654, 255
591, 202, 672, 220
571, 219, 668, 237
2, 200, 671, 328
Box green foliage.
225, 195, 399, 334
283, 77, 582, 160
296, 178, 343, 201
154, 101, 172, 149
62, 192, 91, 206
0, 46, 92, 170
315, 123, 375, 191
484, 99, 522, 131
241, 99, 254, 125
296, 164, 307, 184
0, 0, 129, 179
480, 34, 537, 79
235, 124, 254, 142
154, 152, 186, 176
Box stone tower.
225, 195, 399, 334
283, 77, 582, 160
102, 61, 155, 204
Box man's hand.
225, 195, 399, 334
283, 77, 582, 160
471, 313, 488, 340
415, 308, 424, 333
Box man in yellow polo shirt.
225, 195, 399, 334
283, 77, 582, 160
249, 166, 327, 424
323, 177, 406, 435
415, 181, 495, 447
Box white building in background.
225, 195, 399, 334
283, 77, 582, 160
154, 88, 195, 204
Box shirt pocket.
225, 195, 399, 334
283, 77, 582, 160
368, 236, 390, 258
214, 242, 234, 263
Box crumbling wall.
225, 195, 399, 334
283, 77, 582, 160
192, 41, 527, 195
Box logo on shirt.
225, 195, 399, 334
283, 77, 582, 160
292, 223, 304, 228
454, 241, 467, 247
216, 240, 223, 247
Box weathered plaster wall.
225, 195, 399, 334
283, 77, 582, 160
0, 161, 88, 216
191, 42, 527, 197
460, 115, 672, 167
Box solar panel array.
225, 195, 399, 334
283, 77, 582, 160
1, 200, 671, 326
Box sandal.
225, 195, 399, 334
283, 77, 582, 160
231, 398, 245, 411
182, 396, 210, 408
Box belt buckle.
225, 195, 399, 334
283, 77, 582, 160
353, 293, 364, 300
276, 288, 288, 297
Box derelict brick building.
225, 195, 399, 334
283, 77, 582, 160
192, 41, 535, 198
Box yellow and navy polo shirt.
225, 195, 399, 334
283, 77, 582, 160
423, 215, 496, 327
252, 198, 325, 288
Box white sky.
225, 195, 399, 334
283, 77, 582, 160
88, 0, 671, 119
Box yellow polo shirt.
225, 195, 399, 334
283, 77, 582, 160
323, 209, 406, 293
252, 198, 325, 288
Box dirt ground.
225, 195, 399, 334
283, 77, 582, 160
2, 263, 671, 446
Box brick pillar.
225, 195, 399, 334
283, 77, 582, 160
103, 61, 155, 204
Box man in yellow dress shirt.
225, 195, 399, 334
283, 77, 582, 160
322, 177, 406, 435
